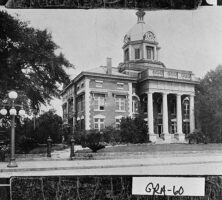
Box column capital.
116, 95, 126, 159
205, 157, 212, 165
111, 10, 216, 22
176, 93, 182, 97
162, 91, 169, 95
189, 93, 195, 97
146, 91, 154, 95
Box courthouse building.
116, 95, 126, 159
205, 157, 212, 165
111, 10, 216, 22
61, 10, 199, 143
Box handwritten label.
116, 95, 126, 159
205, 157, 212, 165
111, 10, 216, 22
132, 177, 205, 196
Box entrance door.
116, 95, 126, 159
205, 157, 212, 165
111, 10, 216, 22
157, 125, 162, 137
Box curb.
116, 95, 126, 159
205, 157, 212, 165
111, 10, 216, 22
1, 159, 222, 173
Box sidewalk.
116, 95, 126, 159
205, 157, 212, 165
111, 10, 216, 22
1, 151, 222, 177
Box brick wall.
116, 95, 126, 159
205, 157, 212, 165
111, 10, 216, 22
89, 78, 130, 129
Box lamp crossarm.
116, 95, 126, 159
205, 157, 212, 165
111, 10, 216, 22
0, 103, 23, 107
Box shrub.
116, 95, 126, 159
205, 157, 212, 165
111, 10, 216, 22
0, 145, 9, 162
102, 126, 121, 145
186, 129, 209, 144
80, 130, 105, 153
120, 117, 148, 144
17, 135, 39, 153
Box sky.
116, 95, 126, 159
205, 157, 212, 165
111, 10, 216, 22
1, 6, 222, 116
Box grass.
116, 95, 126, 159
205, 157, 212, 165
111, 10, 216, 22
77, 143, 222, 153
28, 144, 69, 154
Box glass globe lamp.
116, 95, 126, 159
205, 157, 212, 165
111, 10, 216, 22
9, 108, 17, 115
8, 91, 18, 100
0, 108, 7, 116
18, 109, 25, 117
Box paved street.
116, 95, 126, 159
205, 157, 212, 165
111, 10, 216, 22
1, 150, 222, 177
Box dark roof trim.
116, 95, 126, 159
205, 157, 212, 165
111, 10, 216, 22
122, 40, 159, 49
61, 71, 137, 95
139, 76, 200, 85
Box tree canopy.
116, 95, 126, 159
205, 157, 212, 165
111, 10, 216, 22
196, 65, 222, 142
34, 109, 63, 143
0, 11, 73, 112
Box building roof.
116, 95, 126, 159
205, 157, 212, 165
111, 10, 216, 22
86, 66, 128, 77
61, 66, 136, 95
125, 10, 157, 42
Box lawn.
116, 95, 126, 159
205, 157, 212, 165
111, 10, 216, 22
28, 144, 68, 154
77, 143, 222, 153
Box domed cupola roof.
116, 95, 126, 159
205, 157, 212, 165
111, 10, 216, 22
124, 10, 157, 44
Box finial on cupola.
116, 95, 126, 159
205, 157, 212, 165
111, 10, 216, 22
136, 9, 145, 24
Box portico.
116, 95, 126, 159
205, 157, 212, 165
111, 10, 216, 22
145, 89, 195, 143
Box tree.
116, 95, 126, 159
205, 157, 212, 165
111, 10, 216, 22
196, 65, 222, 142
34, 109, 63, 143
0, 11, 73, 112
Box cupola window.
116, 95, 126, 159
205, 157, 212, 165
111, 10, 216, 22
135, 48, 140, 60
146, 46, 154, 60
124, 49, 129, 62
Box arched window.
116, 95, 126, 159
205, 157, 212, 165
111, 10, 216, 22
183, 97, 190, 118
132, 94, 140, 114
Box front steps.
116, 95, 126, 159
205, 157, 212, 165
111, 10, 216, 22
155, 134, 188, 144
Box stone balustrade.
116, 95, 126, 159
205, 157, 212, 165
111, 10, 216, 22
140, 67, 198, 82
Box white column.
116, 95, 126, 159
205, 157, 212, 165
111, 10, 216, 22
175, 94, 185, 141
128, 82, 133, 118
189, 94, 195, 133
142, 43, 146, 59
129, 45, 133, 61
162, 92, 169, 134
147, 92, 156, 142
161, 92, 171, 142
176, 94, 183, 134
85, 78, 90, 130
154, 46, 157, 60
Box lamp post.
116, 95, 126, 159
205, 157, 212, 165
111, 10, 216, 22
0, 91, 25, 167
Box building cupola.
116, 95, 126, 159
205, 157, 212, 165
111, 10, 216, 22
122, 10, 161, 65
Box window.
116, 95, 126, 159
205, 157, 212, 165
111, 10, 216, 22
146, 46, 154, 60
183, 100, 190, 117
77, 95, 85, 113
77, 84, 80, 91
80, 119, 85, 130
94, 94, 105, 111
115, 118, 121, 129
115, 95, 126, 112
171, 121, 177, 134
132, 99, 139, 113
135, 48, 140, 59
124, 49, 129, 62
170, 101, 176, 115
81, 96, 85, 111
143, 97, 147, 113
157, 101, 162, 114
95, 80, 103, 88
81, 82, 85, 88
117, 82, 124, 90
183, 122, 190, 134
94, 118, 105, 130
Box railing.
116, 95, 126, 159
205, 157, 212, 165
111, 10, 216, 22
139, 67, 198, 82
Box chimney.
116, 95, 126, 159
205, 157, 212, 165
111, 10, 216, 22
106, 57, 112, 75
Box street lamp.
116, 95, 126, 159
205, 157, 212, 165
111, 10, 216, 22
0, 91, 26, 167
